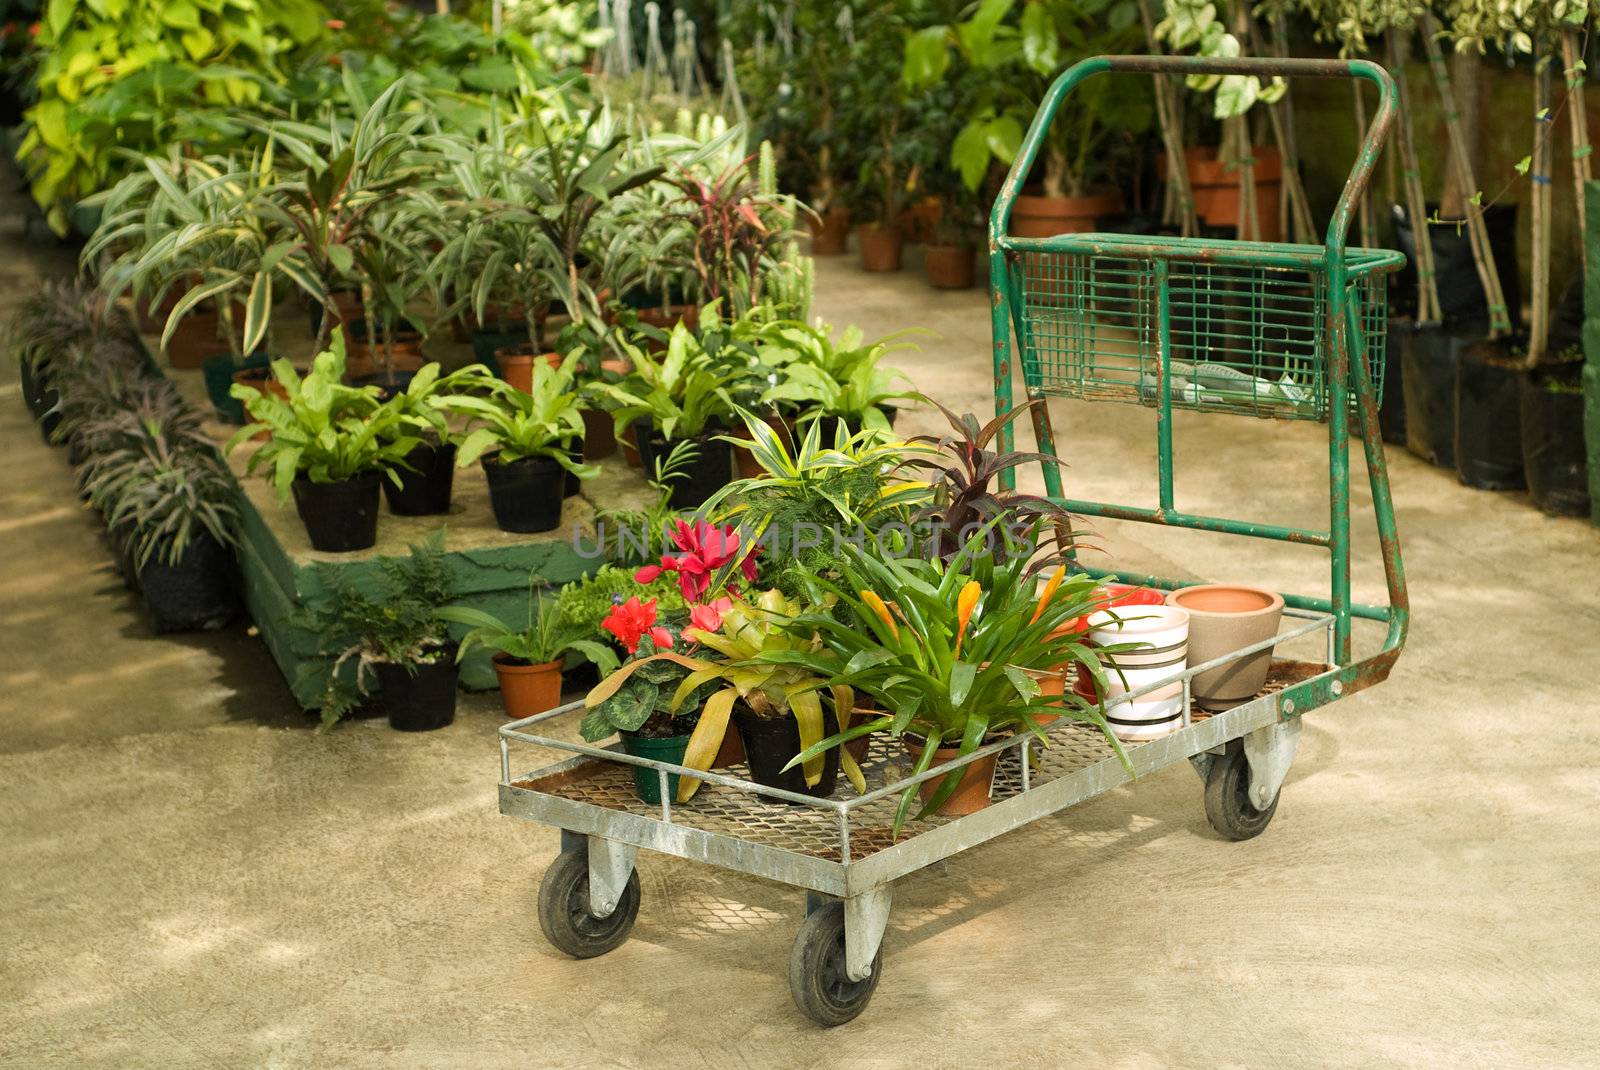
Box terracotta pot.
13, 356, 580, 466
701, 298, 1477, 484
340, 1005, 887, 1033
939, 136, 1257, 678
344, 338, 426, 381
905, 737, 999, 816
896, 195, 943, 243
732, 415, 794, 479
581, 407, 617, 460
1166, 584, 1284, 711
856, 224, 903, 272
1009, 191, 1124, 238
493, 654, 564, 719
1163, 146, 1283, 243
637, 304, 699, 338
495, 347, 560, 393
809, 206, 851, 255
232, 365, 295, 402
164, 309, 234, 369
600, 356, 633, 379
712, 728, 746, 768
1026, 667, 1065, 726
620, 421, 642, 468
924, 243, 975, 289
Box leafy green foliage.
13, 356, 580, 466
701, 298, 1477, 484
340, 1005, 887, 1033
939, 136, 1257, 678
558, 565, 688, 637
438, 581, 619, 671
754, 319, 921, 426
578, 632, 705, 742
433, 358, 594, 471
592, 318, 749, 441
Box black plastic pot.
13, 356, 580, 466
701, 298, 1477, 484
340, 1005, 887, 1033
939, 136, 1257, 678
804, 405, 901, 445
563, 443, 582, 498
1400, 325, 1458, 467
373, 648, 460, 732
292, 471, 382, 552
136, 534, 239, 632
1454, 337, 1526, 491
644, 429, 733, 510
733, 703, 840, 804
1378, 320, 1420, 445
19, 359, 52, 421
203, 352, 272, 424
482, 453, 565, 533
1391, 203, 1522, 330
1519, 371, 1591, 517
384, 441, 457, 516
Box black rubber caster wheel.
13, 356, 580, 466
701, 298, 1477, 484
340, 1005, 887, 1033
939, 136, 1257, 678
788, 900, 882, 1027
1204, 740, 1279, 841
537, 849, 640, 959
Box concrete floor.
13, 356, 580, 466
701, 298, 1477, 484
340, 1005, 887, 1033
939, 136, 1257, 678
4, 186, 1599, 1067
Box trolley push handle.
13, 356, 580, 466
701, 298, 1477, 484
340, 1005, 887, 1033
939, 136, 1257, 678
989, 55, 1399, 258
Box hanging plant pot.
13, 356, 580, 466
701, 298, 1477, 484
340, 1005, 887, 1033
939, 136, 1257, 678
1085, 605, 1190, 741
856, 224, 903, 272
644, 428, 733, 510
481, 452, 565, 534
1010, 190, 1124, 238
924, 244, 976, 290
492, 653, 564, 719
374, 647, 460, 732
203, 352, 272, 424
809, 206, 851, 255
1454, 336, 1526, 491
733, 703, 840, 803
1166, 585, 1283, 711
581, 408, 616, 460
1519, 370, 1591, 517
620, 731, 692, 804
1401, 326, 1459, 467
904, 735, 999, 816
136, 534, 239, 633
292, 471, 381, 552
384, 440, 456, 516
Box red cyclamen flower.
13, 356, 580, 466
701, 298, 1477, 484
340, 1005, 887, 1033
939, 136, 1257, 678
635, 520, 760, 602
602, 597, 672, 655
687, 597, 735, 635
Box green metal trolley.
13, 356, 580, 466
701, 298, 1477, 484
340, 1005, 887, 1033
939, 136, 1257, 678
497, 55, 1410, 1028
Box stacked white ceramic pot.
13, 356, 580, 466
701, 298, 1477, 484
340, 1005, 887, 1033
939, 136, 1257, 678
1086, 605, 1191, 741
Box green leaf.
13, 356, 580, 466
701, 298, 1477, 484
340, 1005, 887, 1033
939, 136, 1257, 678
1515, 155, 1533, 176
949, 661, 977, 707
161, 0, 201, 30
1020, 2, 1059, 76
326, 243, 354, 277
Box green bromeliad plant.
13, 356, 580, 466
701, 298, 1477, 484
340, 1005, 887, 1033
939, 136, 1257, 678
769, 520, 1124, 833
431, 358, 596, 474
752, 319, 921, 431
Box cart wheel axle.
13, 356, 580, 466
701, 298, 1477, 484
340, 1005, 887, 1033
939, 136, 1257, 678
789, 899, 882, 1027
1204, 740, 1280, 841
538, 849, 640, 959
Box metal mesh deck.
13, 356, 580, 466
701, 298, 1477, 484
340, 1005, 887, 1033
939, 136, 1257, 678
1005, 236, 1395, 421
514, 660, 1327, 864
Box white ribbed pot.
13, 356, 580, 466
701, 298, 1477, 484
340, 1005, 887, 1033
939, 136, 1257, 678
1087, 605, 1190, 741
1166, 584, 1285, 711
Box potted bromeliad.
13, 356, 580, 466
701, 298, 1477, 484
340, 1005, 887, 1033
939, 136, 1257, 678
434, 360, 596, 534
301, 530, 461, 731
228, 336, 418, 553
438, 579, 621, 720
775, 521, 1122, 832
755, 319, 920, 438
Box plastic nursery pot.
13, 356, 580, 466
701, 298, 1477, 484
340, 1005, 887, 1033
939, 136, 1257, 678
19, 360, 51, 421
809, 206, 851, 255
924, 244, 975, 290
1520, 371, 1592, 517
1165, 585, 1284, 712
480, 453, 565, 534
1024, 668, 1066, 727
904, 736, 1000, 817
1009, 190, 1125, 239
1379, 319, 1424, 447
733, 703, 841, 804
1085, 605, 1190, 742
384, 441, 456, 517
1454, 336, 1526, 491
1391, 203, 1523, 330
494, 345, 561, 395
164, 309, 228, 370
643, 429, 733, 510
234, 363, 305, 404
855, 224, 903, 272
135, 534, 239, 633
581, 407, 617, 461
471, 324, 530, 371
620, 731, 692, 805
1401, 324, 1458, 467
620, 420, 642, 468
203, 352, 271, 424
563, 444, 582, 499
292, 471, 382, 553
374, 648, 460, 732
492, 654, 563, 719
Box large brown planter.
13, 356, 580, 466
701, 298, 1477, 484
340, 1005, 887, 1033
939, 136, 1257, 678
808, 206, 851, 255
1166, 584, 1284, 711
581, 407, 617, 460
856, 224, 903, 272
907, 737, 999, 816
1164, 146, 1284, 243
164, 309, 240, 369
1009, 191, 1124, 238
493, 654, 563, 719
345, 338, 426, 381
494, 346, 560, 394
925, 244, 976, 290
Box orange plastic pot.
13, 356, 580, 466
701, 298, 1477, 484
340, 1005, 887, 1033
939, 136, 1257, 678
1163, 146, 1283, 242
856, 224, 903, 272
495, 348, 560, 394
906, 737, 999, 816
809, 206, 851, 255
1009, 191, 1124, 238
493, 654, 564, 719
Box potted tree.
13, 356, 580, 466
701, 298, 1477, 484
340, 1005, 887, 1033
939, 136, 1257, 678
439, 581, 620, 719
227, 336, 419, 553
301, 531, 462, 731
435, 360, 596, 534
